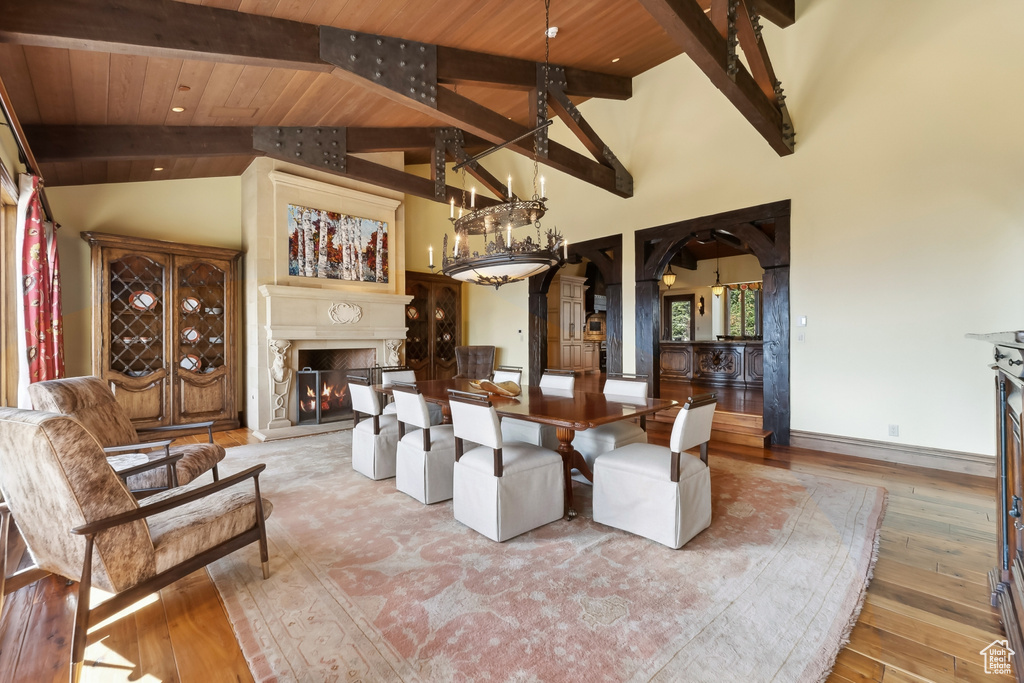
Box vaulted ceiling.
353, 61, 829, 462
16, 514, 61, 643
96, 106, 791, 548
0, 0, 795, 206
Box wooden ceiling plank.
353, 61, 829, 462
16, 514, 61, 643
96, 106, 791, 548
436, 47, 630, 100
170, 155, 198, 180
237, 0, 282, 17
165, 60, 217, 125
0, 46, 41, 123
188, 62, 245, 125
137, 57, 184, 125
23, 46, 76, 124
24, 125, 256, 162
106, 53, 148, 125
106, 159, 132, 183
80, 160, 107, 185
223, 65, 273, 111
127, 158, 152, 182
635, 0, 793, 155
245, 68, 298, 123
0, 0, 329, 72
68, 51, 109, 125
255, 70, 320, 125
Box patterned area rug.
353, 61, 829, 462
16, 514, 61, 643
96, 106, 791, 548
209, 432, 885, 683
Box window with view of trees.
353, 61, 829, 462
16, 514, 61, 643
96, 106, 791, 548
663, 294, 695, 341
728, 285, 762, 338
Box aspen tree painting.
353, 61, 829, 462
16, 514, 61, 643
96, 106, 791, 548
287, 204, 389, 283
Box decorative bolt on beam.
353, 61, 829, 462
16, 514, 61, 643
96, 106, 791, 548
253, 126, 348, 173
321, 27, 438, 108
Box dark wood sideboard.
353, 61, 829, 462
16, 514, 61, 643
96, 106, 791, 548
660, 340, 764, 387
970, 331, 1024, 682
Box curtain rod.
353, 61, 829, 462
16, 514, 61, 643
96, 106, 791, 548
0, 75, 54, 223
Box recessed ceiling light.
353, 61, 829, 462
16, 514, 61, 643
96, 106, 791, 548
171, 106, 185, 113
612, 57, 620, 63
545, 26, 558, 38
153, 167, 164, 171
177, 85, 191, 92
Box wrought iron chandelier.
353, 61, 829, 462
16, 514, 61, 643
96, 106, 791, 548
434, 0, 564, 289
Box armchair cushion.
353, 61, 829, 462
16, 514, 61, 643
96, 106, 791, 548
145, 480, 273, 573
28, 377, 224, 489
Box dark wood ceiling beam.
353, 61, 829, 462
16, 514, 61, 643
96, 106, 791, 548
445, 135, 513, 201
736, 0, 778, 103
321, 27, 628, 197
26, 125, 256, 162
696, 0, 793, 28
24, 125, 489, 163
0, 0, 328, 71
436, 47, 631, 100
637, 0, 794, 155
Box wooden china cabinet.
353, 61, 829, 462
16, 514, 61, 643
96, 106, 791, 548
82, 232, 241, 432
970, 330, 1024, 681
404, 271, 461, 380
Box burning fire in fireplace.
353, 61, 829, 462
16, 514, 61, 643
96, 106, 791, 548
297, 369, 353, 425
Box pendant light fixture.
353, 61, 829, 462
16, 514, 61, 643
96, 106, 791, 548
662, 263, 677, 289
711, 242, 725, 298
433, 0, 564, 289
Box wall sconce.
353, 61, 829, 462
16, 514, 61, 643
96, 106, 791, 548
662, 264, 676, 289
698, 296, 705, 316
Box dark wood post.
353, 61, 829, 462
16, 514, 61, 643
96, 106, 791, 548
528, 274, 548, 386
605, 283, 623, 375
635, 278, 662, 397
761, 265, 790, 445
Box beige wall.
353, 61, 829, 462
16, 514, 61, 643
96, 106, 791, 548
403, 0, 1024, 456
46, 176, 243, 378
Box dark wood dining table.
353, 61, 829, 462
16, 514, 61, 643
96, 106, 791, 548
377, 378, 677, 517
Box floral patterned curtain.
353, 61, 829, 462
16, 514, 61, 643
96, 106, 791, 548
16, 175, 63, 406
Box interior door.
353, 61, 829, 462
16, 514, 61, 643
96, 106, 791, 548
103, 249, 171, 428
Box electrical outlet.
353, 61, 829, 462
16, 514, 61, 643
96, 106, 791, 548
797, 332, 806, 343
888, 424, 899, 437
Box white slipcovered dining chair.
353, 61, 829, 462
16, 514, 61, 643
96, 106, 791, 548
492, 366, 523, 384
380, 366, 443, 425
449, 390, 564, 542
393, 383, 458, 504
572, 375, 650, 472
348, 375, 401, 480
500, 370, 575, 450
593, 393, 717, 549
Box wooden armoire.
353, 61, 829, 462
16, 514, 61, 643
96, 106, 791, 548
404, 271, 461, 380
83, 232, 241, 432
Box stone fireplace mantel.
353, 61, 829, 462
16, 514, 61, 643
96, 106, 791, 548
261, 284, 411, 342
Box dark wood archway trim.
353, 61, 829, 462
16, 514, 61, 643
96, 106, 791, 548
528, 234, 622, 385
635, 200, 791, 444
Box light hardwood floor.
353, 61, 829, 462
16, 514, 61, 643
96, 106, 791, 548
0, 426, 1013, 682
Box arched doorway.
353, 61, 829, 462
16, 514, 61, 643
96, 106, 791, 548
635, 200, 791, 444
528, 234, 623, 385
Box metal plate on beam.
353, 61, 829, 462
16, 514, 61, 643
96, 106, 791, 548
321, 26, 437, 108
253, 127, 347, 173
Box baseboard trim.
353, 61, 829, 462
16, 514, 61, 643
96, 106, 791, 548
789, 430, 995, 478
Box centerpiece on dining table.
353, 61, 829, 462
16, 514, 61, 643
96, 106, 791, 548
468, 379, 522, 397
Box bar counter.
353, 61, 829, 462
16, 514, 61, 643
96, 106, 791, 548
660, 339, 764, 387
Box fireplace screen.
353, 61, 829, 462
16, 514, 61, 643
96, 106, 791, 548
296, 368, 351, 425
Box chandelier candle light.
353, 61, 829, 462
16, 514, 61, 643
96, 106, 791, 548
430, 0, 565, 289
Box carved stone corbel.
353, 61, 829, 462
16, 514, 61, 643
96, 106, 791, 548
268, 338, 293, 429
384, 338, 403, 367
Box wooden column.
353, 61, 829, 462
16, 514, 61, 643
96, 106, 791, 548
605, 283, 623, 375
528, 275, 548, 386
634, 279, 662, 397
761, 265, 790, 445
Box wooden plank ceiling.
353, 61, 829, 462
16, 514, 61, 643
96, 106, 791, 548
0, 0, 794, 191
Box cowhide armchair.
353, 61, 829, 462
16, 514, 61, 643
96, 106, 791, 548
29, 376, 223, 494
0, 407, 272, 682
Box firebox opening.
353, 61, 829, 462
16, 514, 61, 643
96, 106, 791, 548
296, 348, 377, 425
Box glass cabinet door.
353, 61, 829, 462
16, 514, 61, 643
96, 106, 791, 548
176, 260, 226, 375
108, 253, 166, 377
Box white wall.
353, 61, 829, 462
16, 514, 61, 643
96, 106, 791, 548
403, 0, 1024, 456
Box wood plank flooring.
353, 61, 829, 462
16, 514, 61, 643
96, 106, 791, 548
0, 424, 1014, 682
